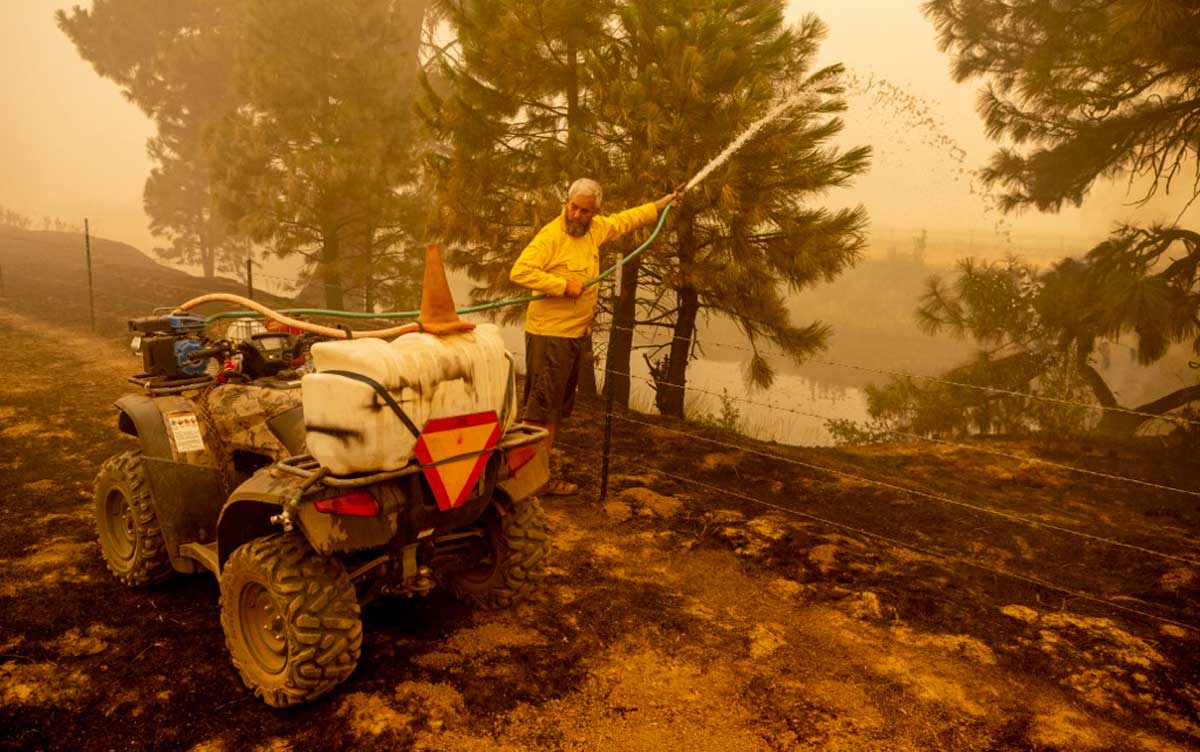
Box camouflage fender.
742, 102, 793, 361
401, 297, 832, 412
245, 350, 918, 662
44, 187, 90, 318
114, 394, 172, 459
203, 384, 303, 460
116, 393, 222, 467
114, 394, 225, 573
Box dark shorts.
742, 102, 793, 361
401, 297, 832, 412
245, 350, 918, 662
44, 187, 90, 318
522, 333, 588, 422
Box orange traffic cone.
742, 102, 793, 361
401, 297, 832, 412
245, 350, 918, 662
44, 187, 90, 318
416, 243, 475, 335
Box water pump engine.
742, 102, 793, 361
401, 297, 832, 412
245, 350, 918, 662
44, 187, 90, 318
129, 315, 211, 381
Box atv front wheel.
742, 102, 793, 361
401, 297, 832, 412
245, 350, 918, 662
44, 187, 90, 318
450, 498, 550, 610
93, 451, 173, 586
219, 534, 362, 707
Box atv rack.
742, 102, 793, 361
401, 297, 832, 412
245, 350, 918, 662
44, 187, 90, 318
275, 454, 421, 488
273, 423, 548, 488
128, 374, 212, 396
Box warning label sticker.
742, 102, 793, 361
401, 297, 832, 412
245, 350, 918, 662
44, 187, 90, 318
166, 412, 206, 453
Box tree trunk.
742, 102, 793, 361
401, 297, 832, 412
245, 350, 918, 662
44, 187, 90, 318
200, 234, 214, 278
659, 285, 698, 418
1079, 356, 1200, 437
565, 37, 580, 159
658, 214, 697, 418
604, 257, 641, 408
1096, 383, 1200, 437
363, 225, 377, 313
198, 209, 215, 278
321, 232, 344, 310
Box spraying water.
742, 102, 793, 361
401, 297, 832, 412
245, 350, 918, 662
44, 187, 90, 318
840, 69, 1013, 239
683, 88, 817, 192
681, 69, 1015, 242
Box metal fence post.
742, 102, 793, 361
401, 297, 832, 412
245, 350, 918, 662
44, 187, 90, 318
85, 218, 95, 333
599, 271, 623, 501
246, 258, 254, 301
599, 367, 615, 501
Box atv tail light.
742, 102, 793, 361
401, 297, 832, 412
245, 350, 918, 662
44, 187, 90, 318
506, 444, 539, 475
313, 492, 380, 517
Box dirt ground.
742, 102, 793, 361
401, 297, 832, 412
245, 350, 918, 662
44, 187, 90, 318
1, 268, 1200, 749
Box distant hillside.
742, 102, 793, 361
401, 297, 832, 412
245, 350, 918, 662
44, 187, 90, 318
0, 226, 321, 340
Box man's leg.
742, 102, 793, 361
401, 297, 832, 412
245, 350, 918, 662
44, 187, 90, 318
521, 333, 583, 495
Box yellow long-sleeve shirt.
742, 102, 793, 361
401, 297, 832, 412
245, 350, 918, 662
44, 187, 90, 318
510, 202, 659, 338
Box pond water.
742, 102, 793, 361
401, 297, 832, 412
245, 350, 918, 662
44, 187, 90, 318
616, 355, 872, 447
491, 322, 871, 447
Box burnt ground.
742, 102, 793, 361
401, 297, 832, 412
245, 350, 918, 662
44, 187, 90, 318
1, 230, 1200, 750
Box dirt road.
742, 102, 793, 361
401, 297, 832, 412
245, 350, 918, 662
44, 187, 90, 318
1, 307, 1198, 751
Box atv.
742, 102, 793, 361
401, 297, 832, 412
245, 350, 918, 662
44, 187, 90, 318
94, 296, 551, 707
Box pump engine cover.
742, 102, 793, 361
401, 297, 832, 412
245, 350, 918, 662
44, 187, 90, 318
301, 324, 515, 475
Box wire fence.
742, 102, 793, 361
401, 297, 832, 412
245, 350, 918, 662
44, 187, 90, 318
2, 241, 1198, 637
554, 434, 1200, 633
598, 322, 1200, 430
489, 332, 1200, 634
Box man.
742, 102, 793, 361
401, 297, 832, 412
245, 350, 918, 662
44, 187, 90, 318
510, 177, 677, 495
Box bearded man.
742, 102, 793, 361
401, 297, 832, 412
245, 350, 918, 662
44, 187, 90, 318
510, 178, 676, 495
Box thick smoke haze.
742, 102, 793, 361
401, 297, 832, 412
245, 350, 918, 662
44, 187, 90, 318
1, 0, 154, 250
1, 0, 1195, 265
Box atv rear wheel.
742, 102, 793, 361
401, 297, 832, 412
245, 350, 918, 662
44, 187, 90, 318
219, 534, 362, 708
450, 498, 550, 610
93, 450, 173, 586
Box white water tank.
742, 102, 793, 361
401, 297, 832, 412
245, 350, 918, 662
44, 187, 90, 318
301, 324, 516, 475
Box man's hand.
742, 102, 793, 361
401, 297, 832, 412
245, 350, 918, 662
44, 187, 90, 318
653, 190, 680, 212
563, 279, 585, 298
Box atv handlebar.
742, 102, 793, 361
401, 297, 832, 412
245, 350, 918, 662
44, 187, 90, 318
184, 342, 231, 362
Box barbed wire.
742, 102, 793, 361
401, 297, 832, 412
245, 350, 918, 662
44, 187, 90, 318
537, 348, 1200, 501
8, 264, 1194, 455
603, 411, 1200, 566
513, 344, 1200, 502
599, 322, 1200, 429
2, 268, 1195, 632
7, 249, 1199, 475
0, 225, 417, 296
592, 363, 1200, 500
6, 243, 1193, 430
1, 257, 210, 305
555, 436, 1199, 633
0, 233, 293, 300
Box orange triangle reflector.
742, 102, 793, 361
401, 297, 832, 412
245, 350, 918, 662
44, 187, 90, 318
413, 412, 501, 511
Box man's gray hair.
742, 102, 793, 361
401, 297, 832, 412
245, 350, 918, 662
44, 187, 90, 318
568, 178, 603, 207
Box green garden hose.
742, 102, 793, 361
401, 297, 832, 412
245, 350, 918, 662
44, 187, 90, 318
203, 200, 676, 324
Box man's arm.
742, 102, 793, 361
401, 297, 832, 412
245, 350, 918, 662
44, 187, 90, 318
595, 191, 679, 244
510, 231, 569, 297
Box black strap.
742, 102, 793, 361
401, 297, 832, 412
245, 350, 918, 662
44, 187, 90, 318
324, 370, 421, 438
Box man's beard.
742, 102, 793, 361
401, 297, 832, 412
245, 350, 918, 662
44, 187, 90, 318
564, 217, 591, 237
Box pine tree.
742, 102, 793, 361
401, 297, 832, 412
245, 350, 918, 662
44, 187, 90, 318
209, 0, 428, 310
424, 0, 869, 417
917, 0, 1200, 434
421, 0, 615, 293
599, 0, 869, 417
923, 0, 1200, 213
58, 1, 244, 277
421, 0, 618, 394
869, 245, 1200, 438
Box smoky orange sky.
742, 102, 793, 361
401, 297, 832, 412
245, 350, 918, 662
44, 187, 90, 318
1, 0, 1196, 269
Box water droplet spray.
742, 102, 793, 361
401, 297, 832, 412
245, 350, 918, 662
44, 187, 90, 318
682, 88, 818, 193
